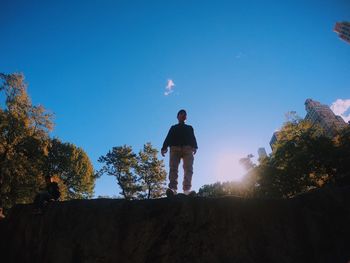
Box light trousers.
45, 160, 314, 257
168, 146, 194, 191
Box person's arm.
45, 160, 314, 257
190, 126, 198, 154
161, 126, 174, 156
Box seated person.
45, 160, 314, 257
33, 176, 60, 214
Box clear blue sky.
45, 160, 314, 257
1, 0, 349, 197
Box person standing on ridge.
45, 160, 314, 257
161, 109, 198, 197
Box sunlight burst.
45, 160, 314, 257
214, 152, 246, 182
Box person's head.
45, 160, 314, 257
177, 109, 187, 123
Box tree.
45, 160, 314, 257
333, 126, 350, 186
256, 120, 335, 198
239, 154, 255, 171
136, 143, 166, 199
98, 145, 139, 200
198, 182, 226, 197
45, 138, 95, 199
198, 179, 256, 198
0, 73, 53, 209
284, 111, 302, 124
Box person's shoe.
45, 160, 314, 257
166, 188, 177, 197
183, 190, 191, 195
184, 190, 196, 197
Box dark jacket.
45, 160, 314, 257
162, 123, 198, 150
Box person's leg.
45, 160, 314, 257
169, 146, 181, 191
182, 146, 194, 192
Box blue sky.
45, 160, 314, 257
1, 0, 349, 197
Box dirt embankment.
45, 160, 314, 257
1, 187, 350, 263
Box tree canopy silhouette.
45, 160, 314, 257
136, 143, 166, 199
98, 143, 167, 200
256, 120, 349, 198
0, 73, 96, 209
198, 120, 350, 199
0, 73, 53, 208
45, 138, 96, 200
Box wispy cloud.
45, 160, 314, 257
164, 79, 175, 96
235, 52, 245, 59
330, 99, 350, 122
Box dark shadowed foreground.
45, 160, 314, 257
1, 187, 350, 263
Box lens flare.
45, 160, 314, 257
215, 152, 246, 182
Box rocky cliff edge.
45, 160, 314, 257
1, 187, 350, 263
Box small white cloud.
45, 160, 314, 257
164, 79, 175, 96
235, 52, 245, 59
330, 99, 350, 122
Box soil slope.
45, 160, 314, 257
1, 187, 350, 263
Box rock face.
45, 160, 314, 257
1, 187, 350, 263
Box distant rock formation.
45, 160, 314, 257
1, 187, 350, 263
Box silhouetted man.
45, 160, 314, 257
161, 109, 198, 197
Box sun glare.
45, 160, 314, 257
215, 153, 246, 182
